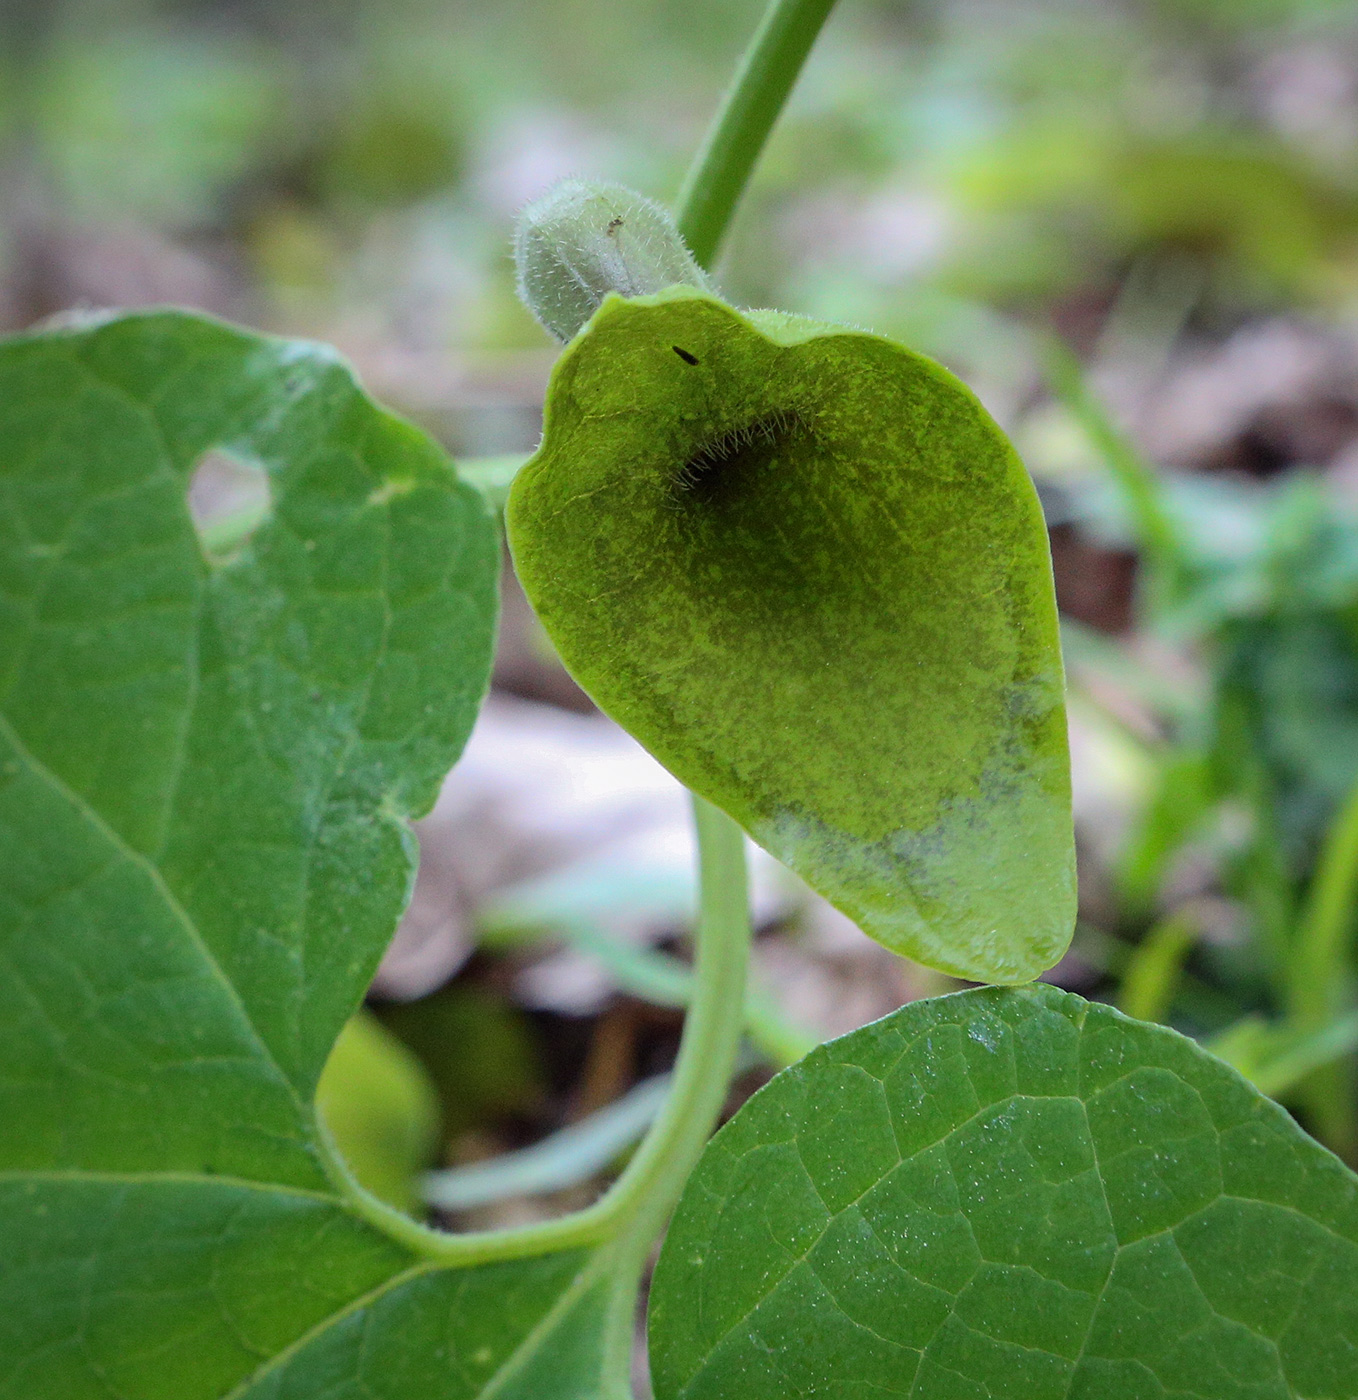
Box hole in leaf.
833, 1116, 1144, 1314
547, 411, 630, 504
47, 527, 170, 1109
187, 449, 271, 562
368, 476, 418, 508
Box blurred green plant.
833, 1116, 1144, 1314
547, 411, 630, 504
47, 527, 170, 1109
5, 0, 1356, 363
317, 1010, 442, 1216
35, 31, 285, 226
375, 984, 545, 1139
1051, 339, 1358, 1156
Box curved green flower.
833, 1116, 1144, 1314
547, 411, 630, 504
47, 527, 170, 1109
508, 287, 1074, 983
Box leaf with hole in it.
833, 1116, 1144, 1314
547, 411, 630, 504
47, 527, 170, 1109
507, 288, 1074, 983
649, 983, 1358, 1400
0, 311, 649, 1399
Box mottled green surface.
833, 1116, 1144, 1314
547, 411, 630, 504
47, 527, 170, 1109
0, 312, 635, 1398
649, 983, 1358, 1399
508, 288, 1074, 982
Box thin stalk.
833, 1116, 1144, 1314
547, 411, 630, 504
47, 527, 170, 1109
490, 913, 811, 1067
329, 797, 752, 1266
592, 798, 750, 1391
334, 0, 829, 1265
1240, 769, 1296, 977
675, 0, 839, 268
1218, 694, 1294, 974
593, 796, 749, 1235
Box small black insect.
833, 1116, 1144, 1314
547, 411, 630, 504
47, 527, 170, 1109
605, 216, 624, 236
672, 346, 700, 365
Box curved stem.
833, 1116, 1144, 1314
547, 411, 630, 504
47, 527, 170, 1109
337, 0, 832, 1266
333, 796, 752, 1266
593, 796, 750, 1235
676, 0, 840, 269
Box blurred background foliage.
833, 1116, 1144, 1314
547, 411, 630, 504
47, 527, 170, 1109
8, 0, 1358, 1235
5, 0, 1356, 378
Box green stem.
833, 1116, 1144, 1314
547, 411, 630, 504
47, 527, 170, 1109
592, 797, 750, 1390
495, 913, 811, 1067
332, 796, 752, 1265
675, 0, 839, 269
597, 796, 750, 1234
336, 0, 832, 1267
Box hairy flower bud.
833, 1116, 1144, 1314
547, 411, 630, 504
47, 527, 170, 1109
514, 179, 713, 342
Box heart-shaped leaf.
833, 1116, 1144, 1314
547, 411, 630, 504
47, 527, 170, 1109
507, 287, 1074, 983
0, 311, 653, 1399
649, 983, 1358, 1400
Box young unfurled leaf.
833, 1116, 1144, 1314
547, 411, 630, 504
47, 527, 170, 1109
649, 983, 1358, 1400
0, 312, 657, 1399
507, 288, 1075, 983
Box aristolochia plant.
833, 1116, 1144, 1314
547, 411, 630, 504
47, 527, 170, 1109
1, 1, 1355, 1397
507, 264, 1073, 984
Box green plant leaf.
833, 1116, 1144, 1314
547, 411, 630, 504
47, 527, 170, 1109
0, 311, 653, 1399
316, 1011, 442, 1216
649, 983, 1358, 1400
507, 287, 1074, 983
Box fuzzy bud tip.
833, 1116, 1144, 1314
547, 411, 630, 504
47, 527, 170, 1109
514, 179, 713, 343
